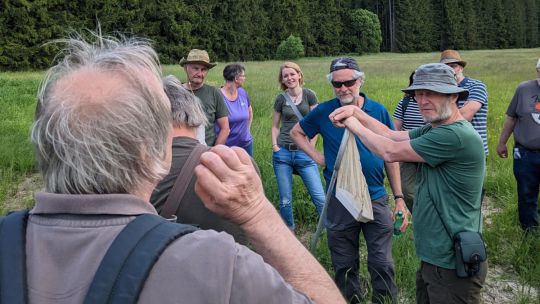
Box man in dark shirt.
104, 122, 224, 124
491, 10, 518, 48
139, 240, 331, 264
151, 75, 247, 244
180, 49, 230, 146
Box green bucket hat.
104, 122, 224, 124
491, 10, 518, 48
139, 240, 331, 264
402, 63, 469, 101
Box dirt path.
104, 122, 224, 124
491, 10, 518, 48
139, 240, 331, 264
4, 174, 539, 303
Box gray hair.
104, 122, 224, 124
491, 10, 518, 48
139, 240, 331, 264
326, 70, 366, 83
31, 32, 171, 195
162, 75, 208, 129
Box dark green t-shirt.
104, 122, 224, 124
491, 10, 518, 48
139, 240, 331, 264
273, 88, 318, 146
193, 84, 229, 146
409, 120, 485, 269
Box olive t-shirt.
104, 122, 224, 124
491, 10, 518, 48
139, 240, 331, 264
273, 88, 318, 147
409, 120, 485, 269
150, 136, 247, 244
193, 84, 229, 146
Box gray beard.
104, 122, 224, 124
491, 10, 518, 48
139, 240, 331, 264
338, 95, 356, 106
423, 103, 453, 124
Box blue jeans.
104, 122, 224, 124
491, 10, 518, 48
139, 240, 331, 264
272, 148, 325, 229
513, 145, 540, 230
242, 141, 253, 157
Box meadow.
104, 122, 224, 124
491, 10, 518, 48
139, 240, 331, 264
1, 48, 539, 303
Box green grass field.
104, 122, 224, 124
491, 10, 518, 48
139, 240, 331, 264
1, 48, 539, 303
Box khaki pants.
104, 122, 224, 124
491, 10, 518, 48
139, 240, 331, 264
400, 162, 418, 211
416, 261, 487, 304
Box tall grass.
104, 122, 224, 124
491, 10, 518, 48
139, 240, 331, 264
2, 48, 539, 303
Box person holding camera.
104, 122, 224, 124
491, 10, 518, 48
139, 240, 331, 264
329, 63, 487, 303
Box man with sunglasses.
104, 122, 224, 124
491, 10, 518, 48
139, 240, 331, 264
291, 57, 408, 304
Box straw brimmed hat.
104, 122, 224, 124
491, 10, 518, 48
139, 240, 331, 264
179, 49, 216, 69
402, 63, 469, 100
439, 49, 467, 67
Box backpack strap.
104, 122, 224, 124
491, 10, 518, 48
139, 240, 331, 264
0, 210, 30, 304
281, 92, 304, 121
160, 144, 208, 220
83, 214, 197, 304
401, 96, 411, 119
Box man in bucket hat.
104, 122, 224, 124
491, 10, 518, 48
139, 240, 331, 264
291, 57, 407, 304
330, 63, 487, 303
180, 49, 230, 146
440, 49, 489, 156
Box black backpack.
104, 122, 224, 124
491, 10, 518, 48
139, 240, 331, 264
0, 210, 197, 304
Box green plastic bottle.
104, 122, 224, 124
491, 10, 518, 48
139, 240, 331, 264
393, 211, 404, 236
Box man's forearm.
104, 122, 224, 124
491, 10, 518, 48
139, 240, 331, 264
385, 161, 402, 197
215, 129, 230, 145
291, 123, 324, 165
355, 109, 394, 138
498, 116, 516, 145
345, 118, 399, 161
243, 203, 345, 304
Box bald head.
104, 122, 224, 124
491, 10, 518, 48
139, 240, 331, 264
32, 33, 172, 195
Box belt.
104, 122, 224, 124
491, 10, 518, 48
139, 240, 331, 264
282, 143, 299, 151
516, 143, 540, 153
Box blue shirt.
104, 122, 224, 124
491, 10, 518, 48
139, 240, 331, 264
299, 94, 394, 201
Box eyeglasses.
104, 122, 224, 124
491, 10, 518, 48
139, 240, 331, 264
331, 78, 358, 88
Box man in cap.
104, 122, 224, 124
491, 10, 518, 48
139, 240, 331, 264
21, 33, 345, 303
440, 49, 489, 156
497, 58, 540, 231
330, 63, 487, 303
291, 57, 408, 304
180, 49, 230, 146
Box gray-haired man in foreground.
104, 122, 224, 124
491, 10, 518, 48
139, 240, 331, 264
330, 63, 486, 303
20, 34, 344, 303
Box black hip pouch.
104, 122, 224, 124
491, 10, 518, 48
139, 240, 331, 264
453, 231, 487, 278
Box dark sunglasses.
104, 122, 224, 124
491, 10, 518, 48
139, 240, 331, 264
331, 78, 358, 88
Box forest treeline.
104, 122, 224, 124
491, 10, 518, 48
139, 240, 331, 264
1, 0, 538, 70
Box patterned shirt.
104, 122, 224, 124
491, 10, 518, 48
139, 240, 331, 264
393, 96, 425, 131
458, 77, 489, 155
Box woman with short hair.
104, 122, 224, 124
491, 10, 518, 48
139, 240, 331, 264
218, 63, 254, 155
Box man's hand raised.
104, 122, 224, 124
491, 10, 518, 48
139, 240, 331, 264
195, 145, 267, 226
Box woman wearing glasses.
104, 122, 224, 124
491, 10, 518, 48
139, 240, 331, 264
271, 62, 325, 230
219, 63, 254, 156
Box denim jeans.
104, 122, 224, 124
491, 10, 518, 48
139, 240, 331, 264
272, 148, 325, 229
513, 145, 540, 230
242, 141, 254, 157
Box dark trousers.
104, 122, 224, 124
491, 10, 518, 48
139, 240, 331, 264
513, 145, 540, 230
327, 196, 397, 304
416, 261, 487, 304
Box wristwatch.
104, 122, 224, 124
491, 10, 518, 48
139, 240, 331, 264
393, 195, 404, 201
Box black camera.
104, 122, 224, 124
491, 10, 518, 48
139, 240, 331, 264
454, 231, 487, 278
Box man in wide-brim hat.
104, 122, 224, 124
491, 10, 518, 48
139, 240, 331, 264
180, 49, 229, 146
440, 49, 489, 156
329, 63, 487, 304
179, 49, 217, 69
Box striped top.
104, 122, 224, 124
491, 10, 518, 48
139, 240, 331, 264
393, 96, 426, 131
458, 77, 489, 155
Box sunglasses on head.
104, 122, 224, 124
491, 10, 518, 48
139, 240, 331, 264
331, 78, 358, 88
